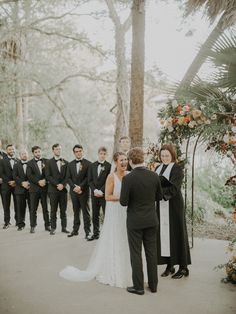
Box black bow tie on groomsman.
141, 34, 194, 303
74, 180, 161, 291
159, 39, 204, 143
98, 162, 104, 166
35, 159, 42, 162
75, 159, 82, 163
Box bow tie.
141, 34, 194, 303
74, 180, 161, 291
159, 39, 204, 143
9, 157, 15, 161
35, 159, 42, 163
98, 162, 104, 166
75, 160, 82, 163
55, 158, 62, 162
21, 161, 27, 165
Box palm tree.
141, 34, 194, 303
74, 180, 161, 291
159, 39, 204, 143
176, 0, 236, 93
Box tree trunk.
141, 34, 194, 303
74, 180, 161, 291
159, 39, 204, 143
113, 28, 129, 152
15, 82, 25, 150
176, 15, 225, 95
129, 0, 145, 147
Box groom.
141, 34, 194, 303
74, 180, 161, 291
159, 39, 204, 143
120, 147, 163, 295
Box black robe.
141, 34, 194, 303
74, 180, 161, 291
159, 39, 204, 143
156, 163, 191, 266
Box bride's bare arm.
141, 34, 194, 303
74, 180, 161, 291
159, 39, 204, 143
105, 174, 119, 201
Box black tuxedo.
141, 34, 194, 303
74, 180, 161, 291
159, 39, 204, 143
120, 167, 163, 291
26, 158, 50, 228
13, 161, 30, 228
0, 156, 18, 225
45, 157, 68, 230
88, 160, 111, 236
67, 158, 91, 235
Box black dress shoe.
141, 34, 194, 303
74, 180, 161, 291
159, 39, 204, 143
67, 231, 78, 238
85, 234, 91, 240
3, 223, 10, 229
161, 266, 175, 277
148, 287, 157, 293
17, 227, 24, 231
50, 229, 56, 235
127, 287, 144, 295
61, 229, 70, 234
30, 227, 35, 233
171, 268, 189, 279
45, 226, 51, 232
87, 234, 99, 241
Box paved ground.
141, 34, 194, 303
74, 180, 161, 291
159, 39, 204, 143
0, 208, 235, 314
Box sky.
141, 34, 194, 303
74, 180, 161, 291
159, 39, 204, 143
75, 0, 217, 82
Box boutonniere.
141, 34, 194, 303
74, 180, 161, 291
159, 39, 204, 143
61, 159, 66, 166
100, 165, 105, 172
79, 163, 83, 171
42, 162, 45, 169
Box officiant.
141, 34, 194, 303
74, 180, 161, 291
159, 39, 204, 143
155, 144, 191, 279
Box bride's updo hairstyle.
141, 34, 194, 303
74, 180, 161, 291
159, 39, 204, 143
113, 151, 127, 162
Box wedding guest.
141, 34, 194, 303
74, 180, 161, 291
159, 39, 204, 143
67, 145, 91, 239
13, 149, 30, 230
155, 144, 191, 279
27, 146, 50, 233
88, 146, 111, 241
45, 143, 69, 235
0, 144, 18, 228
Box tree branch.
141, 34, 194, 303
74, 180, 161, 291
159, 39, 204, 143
105, 0, 121, 28
29, 26, 108, 58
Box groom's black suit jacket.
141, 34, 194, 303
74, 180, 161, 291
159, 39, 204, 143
120, 167, 163, 229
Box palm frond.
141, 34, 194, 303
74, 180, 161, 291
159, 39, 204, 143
185, 0, 236, 28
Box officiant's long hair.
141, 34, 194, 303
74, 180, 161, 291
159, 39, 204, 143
159, 144, 177, 163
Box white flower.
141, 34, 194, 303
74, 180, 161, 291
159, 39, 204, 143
227, 151, 233, 157
171, 100, 178, 108
223, 134, 229, 143
188, 121, 197, 128
200, 104, 206, 110
205, 119, 211, 124
232, 126, 236, 134
168, 126, 174, 132
211, 114, 217, 120
180, 111, 184, 115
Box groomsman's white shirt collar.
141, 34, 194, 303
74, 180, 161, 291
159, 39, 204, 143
34, 158, 42, 173
7, 155, 15, 168
131, 163, 145, 169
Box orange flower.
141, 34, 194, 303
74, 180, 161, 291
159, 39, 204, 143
172, 117, 178, 124
184, 116, 190, 123
177, 105, 182, 114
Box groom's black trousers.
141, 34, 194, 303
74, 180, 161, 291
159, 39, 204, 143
127, 226, 158, 291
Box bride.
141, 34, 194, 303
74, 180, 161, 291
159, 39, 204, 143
59, 152, 132, 288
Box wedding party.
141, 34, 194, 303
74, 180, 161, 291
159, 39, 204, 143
0, 0, 236, 314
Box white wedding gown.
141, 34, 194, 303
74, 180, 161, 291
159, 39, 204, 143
59, 173, 132, 288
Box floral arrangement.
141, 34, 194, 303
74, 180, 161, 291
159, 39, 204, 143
216, 238, 236, 284
158, 99, 218, 144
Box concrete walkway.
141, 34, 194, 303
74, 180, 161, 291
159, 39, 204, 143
0, 210, 235, 314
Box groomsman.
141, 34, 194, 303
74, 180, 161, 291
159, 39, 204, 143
67, 144, 91, 239
45, 143, 69, 235
88, 146, 111, 241
27, 146, 50, 233
13, 150, 30, 230
0, 144, 18, 228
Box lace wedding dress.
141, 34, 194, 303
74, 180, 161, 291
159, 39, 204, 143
59, 173, 132, 288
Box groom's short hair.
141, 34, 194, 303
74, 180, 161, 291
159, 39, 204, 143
128, 147, 144, 164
